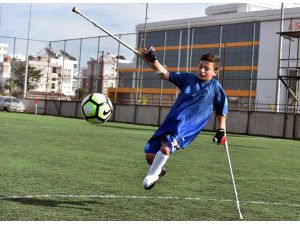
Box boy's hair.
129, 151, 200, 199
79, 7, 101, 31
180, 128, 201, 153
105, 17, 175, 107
200, 53, 220, 70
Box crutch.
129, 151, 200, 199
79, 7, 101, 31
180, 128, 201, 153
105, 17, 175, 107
72, 7, 143, 58
223, 140, 244, 220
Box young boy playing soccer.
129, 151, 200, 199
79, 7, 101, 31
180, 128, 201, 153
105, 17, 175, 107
142, 47, 228, 190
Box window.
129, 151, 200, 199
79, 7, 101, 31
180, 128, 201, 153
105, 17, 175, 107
193, 26, 221, 44
222, 22, 259, 42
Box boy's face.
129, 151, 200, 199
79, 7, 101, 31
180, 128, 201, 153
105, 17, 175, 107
197, 60, 218, 81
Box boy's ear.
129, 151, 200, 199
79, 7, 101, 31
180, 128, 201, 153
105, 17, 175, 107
214, 68, 219, 76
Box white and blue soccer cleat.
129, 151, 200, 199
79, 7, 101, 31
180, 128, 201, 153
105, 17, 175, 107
143, 167, 167, 190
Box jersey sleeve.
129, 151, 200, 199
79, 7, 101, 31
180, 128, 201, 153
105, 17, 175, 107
214, 82, 228, 116
168, 72, 189, 90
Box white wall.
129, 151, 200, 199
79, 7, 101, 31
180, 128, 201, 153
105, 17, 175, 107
256, 19, 299, 110
52, 56, 77, 96
0, 43, 8, 62
257, 21, 281, 106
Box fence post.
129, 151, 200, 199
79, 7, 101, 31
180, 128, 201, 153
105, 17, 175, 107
248, 22, 256, 111
75, 38, 83, 118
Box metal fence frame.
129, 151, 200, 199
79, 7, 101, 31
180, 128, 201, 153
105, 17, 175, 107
0, 23, 299, 114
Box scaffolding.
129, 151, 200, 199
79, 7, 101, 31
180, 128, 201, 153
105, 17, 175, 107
277, 30, 300, 114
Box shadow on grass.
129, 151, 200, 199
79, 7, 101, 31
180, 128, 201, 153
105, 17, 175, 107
1, 197, 101, 211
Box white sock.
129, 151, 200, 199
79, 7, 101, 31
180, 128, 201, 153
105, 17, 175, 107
143, 151, 169, 186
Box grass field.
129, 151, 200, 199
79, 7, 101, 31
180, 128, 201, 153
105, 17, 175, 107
0, 112, 299, 221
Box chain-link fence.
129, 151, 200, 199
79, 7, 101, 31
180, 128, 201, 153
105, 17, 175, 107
0, 29, 299, 114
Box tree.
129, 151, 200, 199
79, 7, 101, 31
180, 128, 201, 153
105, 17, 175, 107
0, 82, 5, 94
4, 78, 17, 95
75, 88, 85, 100
6, 62, 43, 92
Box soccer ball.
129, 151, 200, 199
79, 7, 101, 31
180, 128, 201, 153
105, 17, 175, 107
81, 93, 113, 124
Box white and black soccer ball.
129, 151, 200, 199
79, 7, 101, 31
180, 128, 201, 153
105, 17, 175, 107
81, 93, 113, 124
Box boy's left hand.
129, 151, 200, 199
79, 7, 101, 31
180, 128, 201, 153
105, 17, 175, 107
142, 46, 157, 63
213, 129, 226, 145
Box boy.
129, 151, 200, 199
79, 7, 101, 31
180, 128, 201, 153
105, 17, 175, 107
142, 47, 228, 190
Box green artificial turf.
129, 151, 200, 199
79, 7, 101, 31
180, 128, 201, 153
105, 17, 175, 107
0, 112, 299, 220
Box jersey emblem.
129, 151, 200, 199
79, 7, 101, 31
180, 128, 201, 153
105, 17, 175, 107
184, 86, 191, 94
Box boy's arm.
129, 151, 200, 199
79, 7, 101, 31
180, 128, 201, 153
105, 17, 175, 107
213, 84, 228, 145
151, 60, 169, 80
213, 114, 227, 145
216, 114, 226, 130
142, 47, 169, 80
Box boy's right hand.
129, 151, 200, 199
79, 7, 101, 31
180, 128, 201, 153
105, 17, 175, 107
213, 129, 227, 145
142, 46, 157, 63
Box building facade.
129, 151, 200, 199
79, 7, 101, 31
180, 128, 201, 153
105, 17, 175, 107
0, 43, 8, 62
25, 50, 77, 97
27, 55, 61, 94
109, 3, 300, 112
0, 56, 11, 83
81, 52, 131, 96
0, 44, 10, 93
0, 45, 78, 98
51, 50, 78, 96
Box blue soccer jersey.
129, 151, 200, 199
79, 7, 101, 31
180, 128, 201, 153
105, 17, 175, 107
145, 72, 228, 153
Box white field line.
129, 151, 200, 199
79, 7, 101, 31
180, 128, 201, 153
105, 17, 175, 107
1, 194, 299, 208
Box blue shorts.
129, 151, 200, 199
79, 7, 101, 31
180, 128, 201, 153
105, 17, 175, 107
144, 134, 181, 155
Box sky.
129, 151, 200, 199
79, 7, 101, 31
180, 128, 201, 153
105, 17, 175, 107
0, 3, 219, 41
0, 3, 223, 63
0, 2, 295, 63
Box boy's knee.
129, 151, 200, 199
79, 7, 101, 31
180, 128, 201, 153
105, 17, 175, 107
145, 144, 170, 166
160, 144, 170, 156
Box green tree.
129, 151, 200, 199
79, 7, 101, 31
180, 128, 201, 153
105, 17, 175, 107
6, 62, 43, 91
75, 88, 85, 100
4, 78, 17, 95
0, 82, 5, 94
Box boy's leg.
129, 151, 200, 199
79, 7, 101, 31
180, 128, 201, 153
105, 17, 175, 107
145, 153, 167, 176
143, 144, 170, 190
143, 134, 180, 190
145, 153, 156, 165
